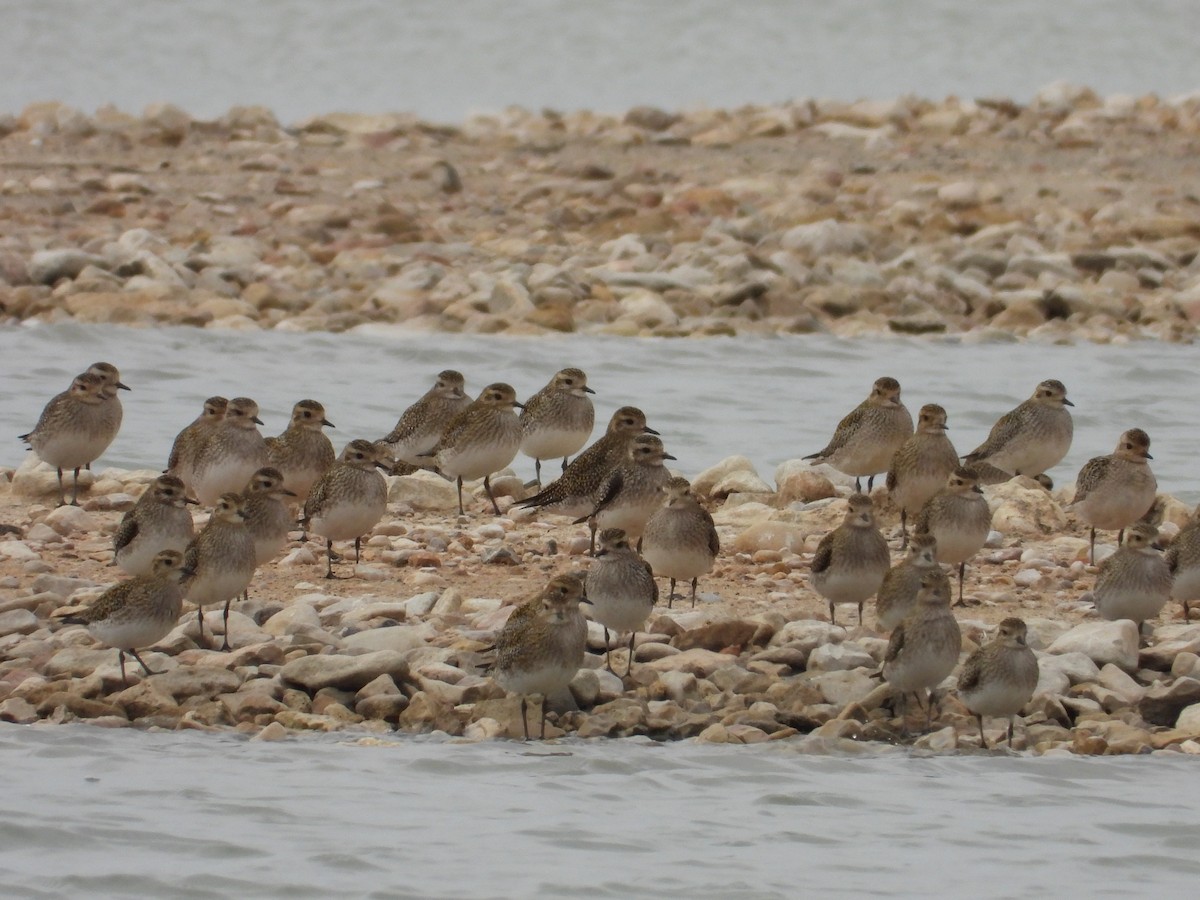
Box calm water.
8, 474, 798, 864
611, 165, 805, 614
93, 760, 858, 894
1, 1, 1197, 122
4, 324, 1200, 896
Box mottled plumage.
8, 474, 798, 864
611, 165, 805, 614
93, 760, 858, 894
586, 528, 657, 676
165, 396, 227, 494
182, 493, 256, 650
887, 403, 958, 546
302, 439, 391, 579
380, 370, 470, 466
810, 492, 891, 626
519, 367, 596, 486
21, 371, 117, 505
114, 474, 198, 576
265, 399, 335, 502
1071, 428, 1157, 564
241, 467, 298, 567
191, 397, 268, 507
882, 568, 961, 733
641, 477, 720, 609
914, 466, 992, 606
518, 406, 658, 519
494, 573, 590, 740
424, 383, 524, 515
875, 532, 940, 632
804, 376, 914, 492
957, 617, 1038, 749
58, 549, 186, 685
573, 433, 676, 553
964, 379, 1073, 477
1166, 504, 1200, 622
1094, 522, 1171, 630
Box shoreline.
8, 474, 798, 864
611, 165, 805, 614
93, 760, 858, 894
1, 89, 1199, 342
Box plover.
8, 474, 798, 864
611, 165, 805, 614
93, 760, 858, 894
804, 376, 913, 492
963, 379, 1073, 477
810, 492, 891, 626
423, 383, 524, 515
886, 403, 958, 546
914, 466, 992, 606
113, 474, 198, 576
493, 573, 590, 740
640, 476, 720, 609
57, 549, 187, 685
182, 492, 256, 651
1094, 521, 1172, 631
20, 371, 115, 506
519, 367, 595, 487
585, 528, 657, 676
1071, 428, 1157, 564
241, 466, 298, 567
190, 397, 268, 507
875, 532, 940, 632
882, 568, 961, 733
302, 439, 391, 579
1166, 504, 1200, 622
573, 433, 676, 553
517, 406, 658, 520
380, 370, 470, 467
165, 396, 227, 495
957, 616, 1039, 749
265, 399, 336, 502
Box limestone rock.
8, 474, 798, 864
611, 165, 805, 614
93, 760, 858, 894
387, 471, 460, 510
1046, 620, 1140, 671
671, 620, 762, 653
1139, 677, 1200, 726
643, 648, 741, 677
280, 650, 411, 692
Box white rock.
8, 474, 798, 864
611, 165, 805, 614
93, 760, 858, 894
43, 505, 97, 535
1046, 620, 1140, 671
387, 472, 460, 511
806, 642, 876, 672
616, 289, 679, 328
1177, 703, 1200, 733
779, 219, 870, 256
341, 626, 427, 654
262, 603, 321, 636
691, 455, 757, 497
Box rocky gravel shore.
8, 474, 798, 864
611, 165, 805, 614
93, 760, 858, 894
2, 85, 1200, 341
2, 452, 1199, 755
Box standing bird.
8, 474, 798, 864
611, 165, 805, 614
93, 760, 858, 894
113, 474, 198, 576
887, 403, 958, 547
379, 370, 470, 468
875, 532, 940, 632
1094, 522, 1172, 633
914, 466, 992, 607
810, 492, 891, 626
585, 528, 657, 676
573, 434, 676, 553
1166, 503, 1200, 622
517, 406, 658, 520
302, 439, 392, 579
957, 617, 1039, 749
1071, 428, 1157, 565
804, 376, 913, 493
165, 396, 227, 495
265, 399, 336, 502
81, 362, 130, 462
241, 466, 298, 569
882, 568, 962, 734
519, 367, 596, 487
641, 476, 720, 609
493, 573, 591, 740
423, 383, 524, 516
190, 397, 268, 507
182, 493, 256, 651
20, 371, 114, 506
57, 549, 187, 685
963, 379, 1074, 478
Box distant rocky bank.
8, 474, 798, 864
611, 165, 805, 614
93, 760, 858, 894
1, 86, 1200, 340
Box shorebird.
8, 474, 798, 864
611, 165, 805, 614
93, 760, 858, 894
20, 371, 116, 506
572, 433, 676, 553
113, 474, 197, 576
886, 403, 958, 547
1094, 522, 1172, 632
640, 476, 720, 609
963, 379, 1073, 478
875, 532, 940, 632
810, 492, 891, 626
181, 492, 256, 651
957, 616, 1039, 749
1166, 503, 1200, 622
190, 397, 268, 507
585, 528, 657, 676
165, 396, 227, 495
517, 406, 658, 520
265, 399, 336, 502
422, 383, 524, 515
493, 573, 591, 740
804, 376, 913, 492
1071, 428, 1157, 565
57, 549, 187, 685
379, 370, 470, 467
882, 568, 961, 734
519, 367, 595, 487
302, 439, 392, 579
241, 466, 298, 568
914, 466, 992, 606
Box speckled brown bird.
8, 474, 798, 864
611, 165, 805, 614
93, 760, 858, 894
640, 476, 720, 609
302, 440, 391, 579
810, 493, 891, 626
804, 376, 913, 492
265, 399, 336, 502
519, 367, 596, 487
957, 616, 1038, 749
1071, 428, 1157, 565
113, 474, 197, 576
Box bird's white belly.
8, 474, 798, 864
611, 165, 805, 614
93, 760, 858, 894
312, 501, 386, 543
1096, 588, 1167, 624
194, 459, 258, 506
812, 568, 884, 604
931, 527, 986, 566
885, 654, 956, 694
642, 545, 714, 582
34, 431, 112, 469
439, 441, 519, 481
187, 568, 253, 607
1172, 568, 1200, 602
90, 616, 175, 651
959, 680, 1030, 718
521, 427, 589, 462
117, 532, 192, 577
498, 662, 579, 697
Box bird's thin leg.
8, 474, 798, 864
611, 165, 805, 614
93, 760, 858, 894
325, 539, 337, 579
953, 562, 966, 607
70, 467, 82, 506
484, 475, 501, 515
626, 632, 636, 677
539, 696, 547, 740
900, 511, 908, 549
603, 625, 614, 674
925, 689, 936, 732
355, 536, 362, 563
690, 577, 698, 609
588, 518, 598, 555
534, 458, 542, 489
118, 650, 129, 686
519, 696, 530, 741
668, 578, 678, 610
55, 467, 66, 507
561, 457, 569, 473
1006, 717, 1016, 747
867, 474, 875, 492
977, 713, 989, 750
221, 597, 232, 651
828, 599, 837, 627
128, 648, 156, 677
854, 477, 862, 493
196, 605, 206, 643
1117, 527, 1125, 546
456, 476, 465, 516
857, 600, 864, 626
1090, 527, 1096, 565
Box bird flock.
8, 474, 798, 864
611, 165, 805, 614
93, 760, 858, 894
16, 361, 1198, 745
